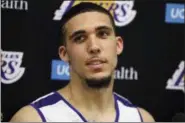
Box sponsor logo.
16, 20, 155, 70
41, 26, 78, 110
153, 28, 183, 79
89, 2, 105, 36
166, 61, 184, 93
1, 50, 25, 84
53, 1, 136, 27
165, 3, 184, 24
114, 66, 138, 80
51, 60, 70, 80
51, 60, 138, 81
1, 0, 28, 11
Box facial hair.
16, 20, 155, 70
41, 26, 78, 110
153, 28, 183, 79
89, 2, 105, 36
85, 75, 112, 89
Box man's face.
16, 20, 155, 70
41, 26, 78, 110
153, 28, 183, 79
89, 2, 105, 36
59, 11, 123, 84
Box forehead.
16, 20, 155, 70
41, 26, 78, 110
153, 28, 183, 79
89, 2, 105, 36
64, 11, 113, 34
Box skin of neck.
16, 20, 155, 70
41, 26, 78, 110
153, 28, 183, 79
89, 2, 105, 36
61, 70, 115, 112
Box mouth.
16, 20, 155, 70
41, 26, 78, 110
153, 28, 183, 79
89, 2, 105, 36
86, 58, 107, 70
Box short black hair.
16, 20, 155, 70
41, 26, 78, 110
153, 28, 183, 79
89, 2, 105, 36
59, 2, 116, 46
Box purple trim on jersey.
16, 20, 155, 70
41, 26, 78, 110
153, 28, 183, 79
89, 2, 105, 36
114, 93, 134, 107
55, 92, 119, 122
55, 91, 88, 122
114, 94, 120, 122
30, 104, 46, 122
114, 93, 143, 122
32, 92, 61, 108
137, 108, 143, 122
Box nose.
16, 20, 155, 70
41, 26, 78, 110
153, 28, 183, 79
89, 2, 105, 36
87, 35, 101, 54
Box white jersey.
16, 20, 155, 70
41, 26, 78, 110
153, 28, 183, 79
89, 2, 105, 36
30, 91, 143, 122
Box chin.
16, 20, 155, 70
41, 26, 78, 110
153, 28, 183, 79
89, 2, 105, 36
84, 73, 112, 89
88, 72, 110, 79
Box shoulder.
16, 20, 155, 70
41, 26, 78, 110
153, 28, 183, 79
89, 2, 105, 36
10, 105, 42, 122
10, 91, 60, 122
137, 107, 155, 122
114, 93, 155, 122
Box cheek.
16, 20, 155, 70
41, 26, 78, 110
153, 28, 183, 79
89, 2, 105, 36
105, 41, 117, 55
104, 42, 118, 67
68, 47, 85, 66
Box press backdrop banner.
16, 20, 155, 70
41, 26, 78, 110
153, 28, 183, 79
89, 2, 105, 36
1, 0, 184, 122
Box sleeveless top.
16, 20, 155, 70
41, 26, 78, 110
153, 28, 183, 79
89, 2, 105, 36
30, 91, 143, 122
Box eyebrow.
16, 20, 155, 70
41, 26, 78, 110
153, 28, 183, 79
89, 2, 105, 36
69, 30, 86, 40
69, 25, 113, 40
95, 26, 113, 32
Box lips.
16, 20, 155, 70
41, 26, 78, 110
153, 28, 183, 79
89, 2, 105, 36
86, 58, 106, 65
86, 58, 107, 70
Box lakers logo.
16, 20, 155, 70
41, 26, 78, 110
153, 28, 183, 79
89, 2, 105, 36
1, 49, 25, 84
166, 61, 185, 93
53, 0, 136, 27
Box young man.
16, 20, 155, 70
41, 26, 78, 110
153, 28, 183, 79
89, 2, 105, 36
10, 2, 155, 122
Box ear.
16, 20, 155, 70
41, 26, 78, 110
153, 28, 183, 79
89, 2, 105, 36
58, 46, 69, 63
116, 36, 124, 55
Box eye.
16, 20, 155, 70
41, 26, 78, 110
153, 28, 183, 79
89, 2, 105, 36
97, 30, 110, 39
73, 35, 86, 43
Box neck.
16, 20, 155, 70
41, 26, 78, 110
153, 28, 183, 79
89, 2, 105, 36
62, 74, 115, 112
